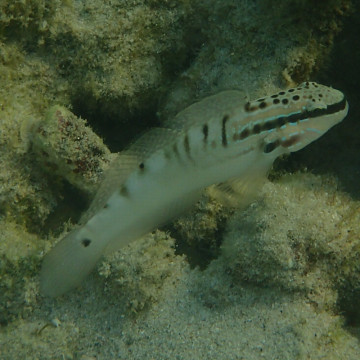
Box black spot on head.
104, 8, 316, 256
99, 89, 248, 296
276, 116, 286, 127
273, 98, 280, 104
271, 94, 278, 98
282, 98, 289, 105
292, 95, 300, 101
259, 101, 267, 109
139, 162, 145, 170
82, 238, 91, 247
319, 94, 323, 98
253, 124, 261, 134
103, 203, 109, 209
257, 98, 265, 102
288, 88, 295, 93
264, 120, 275, 130
264, 140, 279, 153
279, 91, 285, 95
288, 115, 298, 123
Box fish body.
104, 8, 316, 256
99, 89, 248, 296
40, 82, 348, 297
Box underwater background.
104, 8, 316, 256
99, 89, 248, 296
0, 0, 360, 359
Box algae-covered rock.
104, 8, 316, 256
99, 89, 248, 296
0, 221, 46, 326
160, 0, 352, 119
169, 192, 232, 269
31, 105, 112, 194
222, 173, 360, 318
98, 230, 186, 314
1, 0, 196, 122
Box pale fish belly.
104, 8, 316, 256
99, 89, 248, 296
40, 82, 348, 297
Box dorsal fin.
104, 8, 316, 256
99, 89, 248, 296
165, 90, 247, 130
80, 153, 139, 224
81, 91, 248, 223
81, 127, 181, 224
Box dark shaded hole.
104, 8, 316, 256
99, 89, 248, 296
337, 286, 360, 332
162, 199, 233, 270
165, 214, 229, 269
40, 180, 89, 237
71, 92, 160, 153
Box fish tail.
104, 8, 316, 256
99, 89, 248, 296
40, 228, 106, 297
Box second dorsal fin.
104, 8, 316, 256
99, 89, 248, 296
80, 153, 140, 224
81, 127, 182, 224
127, 127, 181, 157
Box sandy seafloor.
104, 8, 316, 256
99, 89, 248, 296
0, 0, 360, 359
